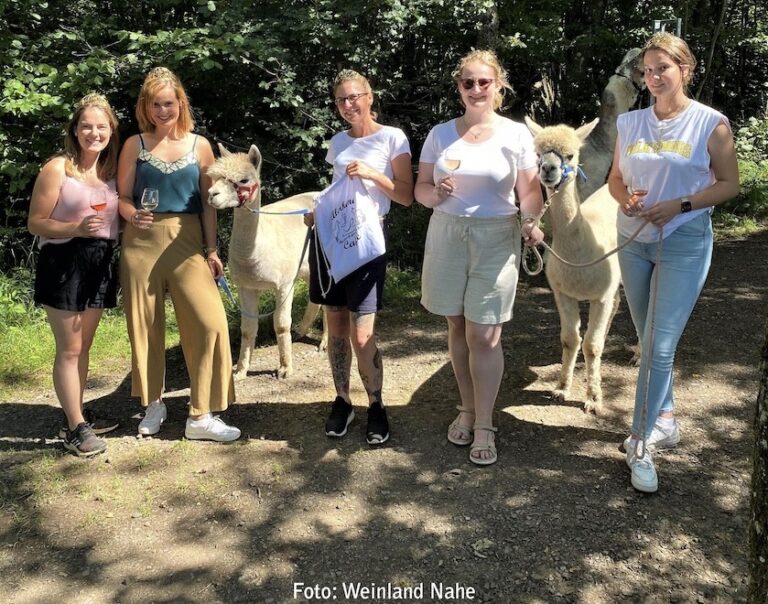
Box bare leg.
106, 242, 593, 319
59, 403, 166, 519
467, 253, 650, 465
45, 306, 104, 430
350, 312, 382, 405
465, 320, 504, 463
446, 316, 475, 441
325, 306, 352, 402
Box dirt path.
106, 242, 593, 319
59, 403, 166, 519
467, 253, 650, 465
1, 230, 766, 603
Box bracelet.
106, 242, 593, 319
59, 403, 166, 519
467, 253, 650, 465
204, 246, 218, 255
521, 214, 539, 226
130, 212, 140, 226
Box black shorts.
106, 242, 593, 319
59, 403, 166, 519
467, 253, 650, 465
34, 238, 118, 311
308, 233, 387, 313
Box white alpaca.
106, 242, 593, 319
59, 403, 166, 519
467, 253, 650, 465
525, 117, 622, 414
579, 48, 644, 200
207, 144, 326, 379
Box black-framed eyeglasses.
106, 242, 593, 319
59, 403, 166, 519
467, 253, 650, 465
460, 78, 495, 90
334, 92, 370, 106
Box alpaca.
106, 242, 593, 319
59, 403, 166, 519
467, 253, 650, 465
207, 143, 326, 379
525, 117, 622, 414
578, 48, 644, 200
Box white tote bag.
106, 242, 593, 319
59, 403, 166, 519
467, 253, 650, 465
313, 174, 386, 286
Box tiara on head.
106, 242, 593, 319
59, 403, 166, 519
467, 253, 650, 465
146, 66, 178, 82
75, 92, 110, 111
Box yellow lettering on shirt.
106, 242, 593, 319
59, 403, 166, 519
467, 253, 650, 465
625, 140, 692, 158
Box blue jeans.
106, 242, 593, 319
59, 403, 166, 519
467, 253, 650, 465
618, 212, 713, 438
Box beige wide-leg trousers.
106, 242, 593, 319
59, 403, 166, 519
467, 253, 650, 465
120, 214, 235, 415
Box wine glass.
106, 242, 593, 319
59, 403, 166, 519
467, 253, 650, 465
140, 188, 159, 212
443, 150, 461, 175
628, 174, 648, 216
89, 190, 107, 215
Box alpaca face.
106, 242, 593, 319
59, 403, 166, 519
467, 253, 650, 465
525, 118, 598, 190
207, 144, 262, 209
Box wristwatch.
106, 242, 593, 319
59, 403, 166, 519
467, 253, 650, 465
680, 197, 692, 213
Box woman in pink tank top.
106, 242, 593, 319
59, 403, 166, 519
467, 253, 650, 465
27, 93, 122, 457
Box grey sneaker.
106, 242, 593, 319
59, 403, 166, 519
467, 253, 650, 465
622, 419, 681, 453
138, 400, 167, 436
63, 423, 107, 457
626, 441, 658, 493
58, 408, 119, 439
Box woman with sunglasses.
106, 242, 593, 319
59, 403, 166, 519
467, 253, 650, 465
306, 69, 413, 445
415, 50, 544, 466
608, 33, 738, 493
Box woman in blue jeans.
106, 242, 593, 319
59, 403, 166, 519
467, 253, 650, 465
607, 32, 739, 493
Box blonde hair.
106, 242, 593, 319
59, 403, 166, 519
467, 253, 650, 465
642, 32, 697, 87
452, 49, 512, 111
136, 67, 195, 135
333, 69, 378, 120
63, 93, 120, 181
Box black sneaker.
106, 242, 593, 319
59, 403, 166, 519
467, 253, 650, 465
63, 423, 107, 457
366, 402, 390, 445
325, 396, 354, 437
58, 409, 119, 439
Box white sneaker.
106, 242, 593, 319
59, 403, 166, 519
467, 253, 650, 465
626, 440, 658, 493
138, 400, 167, 435
185, 415, 241, 442
623, 418, 681, 454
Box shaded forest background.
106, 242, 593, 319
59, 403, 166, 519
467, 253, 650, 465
2, 0, 767, 271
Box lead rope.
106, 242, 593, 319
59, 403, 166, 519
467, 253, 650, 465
312, 225, 334, 298
238, 227, 312, 320
522, 218, 652, 275
633, 226, 664, 460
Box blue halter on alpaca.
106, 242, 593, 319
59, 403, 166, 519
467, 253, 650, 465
537, 149, 588, 191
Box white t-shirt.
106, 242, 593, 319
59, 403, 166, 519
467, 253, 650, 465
419, 117, 538, 218
326, 125, 411, 217
617, 100, 729, 242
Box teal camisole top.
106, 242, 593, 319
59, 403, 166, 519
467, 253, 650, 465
132, 134, 202, 214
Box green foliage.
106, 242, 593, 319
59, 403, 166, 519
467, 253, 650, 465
1, 0, 767, 272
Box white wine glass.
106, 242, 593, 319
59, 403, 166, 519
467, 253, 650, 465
443, 150, 461, 175
140, 188, 159, 211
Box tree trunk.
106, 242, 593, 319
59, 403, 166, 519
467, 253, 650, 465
748, 317, 768, 602
694, 0, 729, 102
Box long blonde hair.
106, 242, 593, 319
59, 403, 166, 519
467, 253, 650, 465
63, 93, 120, 180
642, 32, 697, 88
136, 66, 195, 135
452, 49, 513, 111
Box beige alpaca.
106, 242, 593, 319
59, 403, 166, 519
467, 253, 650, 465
525, 117, 621, 414
578, 48, 644, 200
207, 144, 326, 379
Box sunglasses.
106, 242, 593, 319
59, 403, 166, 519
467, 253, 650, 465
334, 92, 369, 106
460, 78, 495, 90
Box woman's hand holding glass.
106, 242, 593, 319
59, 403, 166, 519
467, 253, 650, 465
435, 151, 460, 203
623, 174, 647, 217
132, 188, 158, 229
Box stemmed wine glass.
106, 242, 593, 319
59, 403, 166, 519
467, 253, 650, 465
140, 188, 159, 212
628, 174, 648, 216
443, 150, 461, 176
89, 189, 108, 215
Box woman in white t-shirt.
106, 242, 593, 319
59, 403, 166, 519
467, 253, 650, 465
414, 50, 544, 466
306, 69, 413, 445
608, 33, 739, 493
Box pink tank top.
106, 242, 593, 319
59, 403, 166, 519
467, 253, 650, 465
39, 176, 119, 246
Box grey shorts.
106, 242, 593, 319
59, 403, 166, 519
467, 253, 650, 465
421, 211, 521, 324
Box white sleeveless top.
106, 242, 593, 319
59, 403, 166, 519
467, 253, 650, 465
616, 100, 729, 242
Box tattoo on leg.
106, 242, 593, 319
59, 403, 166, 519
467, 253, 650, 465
370, 389, 383, 406
373, 348, 381, 370
329, 335, 351, 395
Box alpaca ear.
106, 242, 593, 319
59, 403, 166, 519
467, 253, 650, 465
575, 118, 599, 142
248, 145, 262, 170
218, 143, 231, 158
524, 116, 543, 137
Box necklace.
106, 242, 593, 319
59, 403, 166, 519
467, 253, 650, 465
462, 115, 495, 141
654, 98, 690, 121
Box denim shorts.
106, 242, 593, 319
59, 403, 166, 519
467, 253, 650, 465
34, 238, 118, 311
